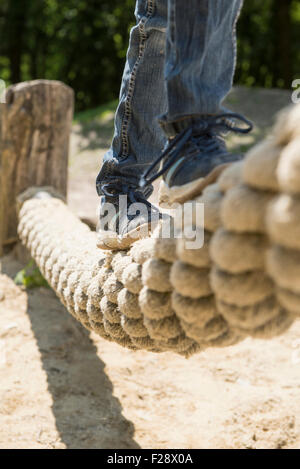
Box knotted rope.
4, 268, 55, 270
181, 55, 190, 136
17, 104, 300, 357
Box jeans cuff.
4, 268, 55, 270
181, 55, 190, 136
158, 113, 218, 138
96, 158, 154, 199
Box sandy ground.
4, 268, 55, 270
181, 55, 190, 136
1, 87, 300, 449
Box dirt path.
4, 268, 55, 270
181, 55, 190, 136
1, 87, 299, 449
1, 260, 300, 449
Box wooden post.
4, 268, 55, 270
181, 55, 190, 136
0, 102, 4, 256
0, 80, 74, 253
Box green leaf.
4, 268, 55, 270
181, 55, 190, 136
14, 260, 49, 289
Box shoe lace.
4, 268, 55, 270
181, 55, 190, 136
140, 112, 253, 188
100, 180, 157, 213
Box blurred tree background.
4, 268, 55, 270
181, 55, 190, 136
0, 0, 299, 111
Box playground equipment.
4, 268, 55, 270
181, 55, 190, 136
1, 80, 300, 357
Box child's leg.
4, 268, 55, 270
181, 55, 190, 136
96, 0, 168, 194
161, 0, 244, 124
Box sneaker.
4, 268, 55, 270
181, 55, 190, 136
140, 112, 253, 206
96, 180, 161, 250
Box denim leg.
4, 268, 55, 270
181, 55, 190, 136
97, 0, 168, 192
160, 0, 244, 125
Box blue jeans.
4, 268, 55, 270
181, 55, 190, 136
96, 0, 244, 193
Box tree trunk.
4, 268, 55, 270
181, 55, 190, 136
5, 0, 28, 84
0, 80, 74, 253
272, 0, 293, 88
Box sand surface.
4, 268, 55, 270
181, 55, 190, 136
1, 87, 299, 449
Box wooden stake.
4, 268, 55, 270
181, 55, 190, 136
0, 80, 74, 253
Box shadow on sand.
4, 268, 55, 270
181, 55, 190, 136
2, 255, 139, 449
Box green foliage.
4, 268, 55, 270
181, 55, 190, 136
14, 260, 49, 289
0, 0, 135, 110
236, 0, 299, 89
0, 0, 299, 111
74, 99, 118, 123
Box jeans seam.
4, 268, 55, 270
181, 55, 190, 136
231, 0, 244, 85
120, 0, 155, 160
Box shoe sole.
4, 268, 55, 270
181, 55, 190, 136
97, 221, 157, 251
158, 162, 231, 207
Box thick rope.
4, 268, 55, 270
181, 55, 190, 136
17, 104, 300, 357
